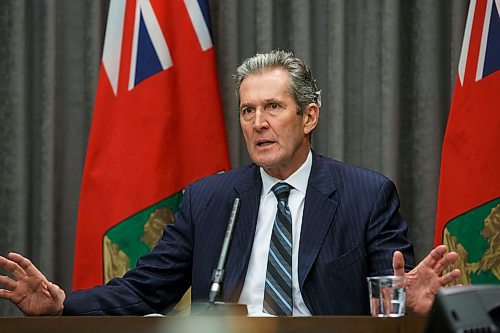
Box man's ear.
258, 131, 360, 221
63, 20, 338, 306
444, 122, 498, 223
303, 103, 319, 135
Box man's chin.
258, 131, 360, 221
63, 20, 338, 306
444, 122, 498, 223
250, 155, 277, 169
253, 160, 285, 178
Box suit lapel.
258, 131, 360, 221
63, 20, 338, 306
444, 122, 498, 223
222, 166, 262, 302
298, 153, 338, 289
221, 156, 339, 299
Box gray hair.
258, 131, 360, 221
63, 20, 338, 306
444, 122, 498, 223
234, 50, 322, 114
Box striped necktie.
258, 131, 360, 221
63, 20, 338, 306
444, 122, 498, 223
263, 182, 293, 316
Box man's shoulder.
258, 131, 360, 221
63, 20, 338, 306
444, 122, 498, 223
312, 153, 392, 187
314, 153, 387, 176
188, 163, 259, 192
311, 153, 401, 209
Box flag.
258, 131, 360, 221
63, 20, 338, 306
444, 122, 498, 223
435, 0, 500, 285
73, 0, 230, 290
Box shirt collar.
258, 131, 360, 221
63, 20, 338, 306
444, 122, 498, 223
260, 150, 312, 196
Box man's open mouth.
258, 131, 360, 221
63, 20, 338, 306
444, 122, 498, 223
257, 141, 274, 147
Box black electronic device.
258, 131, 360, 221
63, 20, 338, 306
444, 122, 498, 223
424, 285, 500, 333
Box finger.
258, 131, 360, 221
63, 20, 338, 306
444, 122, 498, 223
392, 251, 405, 276
0, 289, 14, 301
419, 245, 448, 268
438, 268, 461, 286
0, 256, 27, 280
0, 256, 10, 271
0, 256, 17, 270
433, 251, 458, 276
8, 253, 44, 278
0, 275, 18, 290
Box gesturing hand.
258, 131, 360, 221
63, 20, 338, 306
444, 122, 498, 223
392, 245, 461, 315
0, 253, 65, 316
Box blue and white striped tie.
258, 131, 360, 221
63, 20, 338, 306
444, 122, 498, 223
263, 182, 293, 316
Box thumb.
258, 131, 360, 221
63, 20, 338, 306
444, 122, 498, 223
392, 251, 405, 276
47, 282, 65, 301
47, 282, 65, 315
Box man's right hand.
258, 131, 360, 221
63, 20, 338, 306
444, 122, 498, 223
0, 253, 65, 316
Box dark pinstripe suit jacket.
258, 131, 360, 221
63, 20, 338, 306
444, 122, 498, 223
63, 152, 415, 315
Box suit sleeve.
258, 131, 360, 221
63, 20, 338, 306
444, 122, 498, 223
365, 178, 415, 276
63, 186, 196, 316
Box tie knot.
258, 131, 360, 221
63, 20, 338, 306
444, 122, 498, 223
271, 182, 292, 202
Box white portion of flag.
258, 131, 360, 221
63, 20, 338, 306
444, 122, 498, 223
184, 0, 213, 51
102, 0, 127, 96
129, 0, 173, 91
476, 0, 494, 81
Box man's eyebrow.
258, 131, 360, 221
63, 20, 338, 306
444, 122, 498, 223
239, 103, 254, 110
239, 99, 282, 109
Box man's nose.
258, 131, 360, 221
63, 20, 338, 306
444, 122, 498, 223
253, 109, 269, 130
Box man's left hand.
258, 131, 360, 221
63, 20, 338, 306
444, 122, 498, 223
392, 245, 461, 315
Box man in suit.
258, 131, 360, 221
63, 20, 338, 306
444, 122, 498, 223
0, 50, 460, 316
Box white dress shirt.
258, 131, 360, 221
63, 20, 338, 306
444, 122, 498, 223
238, 151, 313, 316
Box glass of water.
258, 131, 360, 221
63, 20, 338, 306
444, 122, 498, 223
367, 275, 407, 317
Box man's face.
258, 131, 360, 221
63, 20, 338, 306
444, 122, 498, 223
239, 68, 318, 179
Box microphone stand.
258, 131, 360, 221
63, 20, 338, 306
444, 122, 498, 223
190, 198, 247, 316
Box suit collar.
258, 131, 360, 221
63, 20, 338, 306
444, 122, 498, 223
306, 152, 337, 197
298, 152, 338, 288
232, 165, 262, 251
222, 165, 262, 302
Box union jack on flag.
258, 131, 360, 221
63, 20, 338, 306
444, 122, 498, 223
458, 0, 500, 84
103, 0, 215, 94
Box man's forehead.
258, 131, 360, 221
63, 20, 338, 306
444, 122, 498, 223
239, 69, 292, 99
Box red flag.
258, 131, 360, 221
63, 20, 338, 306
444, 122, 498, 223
435, 0, 500, 284
73, 0, 230, 290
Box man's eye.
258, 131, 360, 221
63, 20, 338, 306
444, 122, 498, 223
241, 108, 254, 116
265, 103, 280, 111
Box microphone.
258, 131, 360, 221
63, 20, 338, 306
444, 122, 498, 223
190, 197, 247, 316
209, 197, 241, 303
